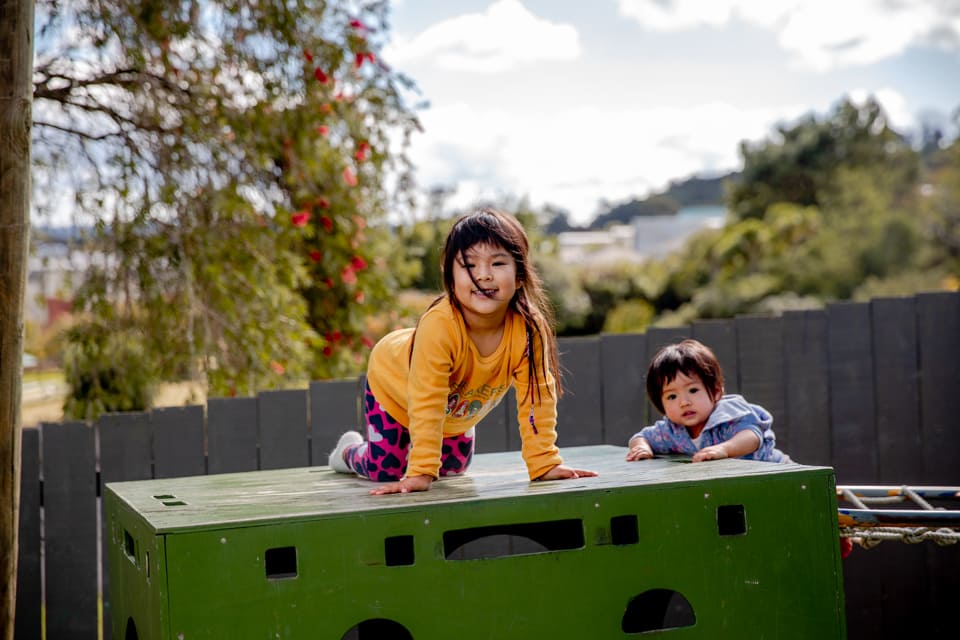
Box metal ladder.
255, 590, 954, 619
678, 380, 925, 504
836, 485, 960, 546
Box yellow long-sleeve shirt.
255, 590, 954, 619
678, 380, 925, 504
366, 297, 563, 480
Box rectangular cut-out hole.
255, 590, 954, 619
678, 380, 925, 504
161, 500, 187, 506
717, 504, 747, 536
443, 519, 584, 560
385, 535, 415, 567
123, 530, 137, 565
152, 494, 176, 500
610, 514, 639, 545
265, 546, 298, 579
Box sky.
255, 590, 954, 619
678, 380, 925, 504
383, 0, 960, 224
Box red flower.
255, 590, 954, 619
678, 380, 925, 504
355, 290, 366, 304
349, 19, 366, 31
315, 197, 330, 209
314, 68, 329, 83
341, 265, 357, 285
320, 215, 333, 232
323, 277, 334, 289
328, 330, 343, 343
342, 167, 357, 186
354, 141, 370, 162
316, 125, 329, 136
270, 361, 286, 375
309, 249, 322, 263
322, 345, 334, 358
354, 52, 375, 69
291, 210, 311, 227
361, 335, 374, 349
303, 49, 314, 63
350, 255, 367, 271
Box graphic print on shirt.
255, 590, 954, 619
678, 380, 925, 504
446, 381, 507, 420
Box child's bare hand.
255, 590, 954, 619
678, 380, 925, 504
692, 445, 728, 462
626, 441, 654, 461
538, 464, 598, 481
369, 474, 433, 495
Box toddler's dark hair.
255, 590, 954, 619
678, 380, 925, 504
645, 339, 724, 414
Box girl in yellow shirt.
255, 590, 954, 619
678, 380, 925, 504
329, 208, 597, 494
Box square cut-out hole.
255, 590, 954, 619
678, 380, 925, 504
717, 504, 747, 536
123, 530, 137, 565
265, 546, 298, 579
385, 535, 415, 566
610, 515, 639, 545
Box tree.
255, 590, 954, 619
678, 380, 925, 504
728, 97, 917, 222
1, 0, 34, 633
32, 0, 421, 408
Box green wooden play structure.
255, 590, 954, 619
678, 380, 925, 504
105, 445, 846, 639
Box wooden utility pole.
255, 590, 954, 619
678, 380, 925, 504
0, 0, 35, 636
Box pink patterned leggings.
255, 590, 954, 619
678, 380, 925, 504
343, 382, 475, 481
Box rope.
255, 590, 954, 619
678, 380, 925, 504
840, 526, 960, 548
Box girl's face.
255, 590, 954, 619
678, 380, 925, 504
660, 371, 721, 433
451, 241, 520, 324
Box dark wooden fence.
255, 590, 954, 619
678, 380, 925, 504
15, 291, 960, 639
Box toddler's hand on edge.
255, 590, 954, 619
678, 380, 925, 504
626, 444, 654, 461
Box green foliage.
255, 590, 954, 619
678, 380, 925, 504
603, 299, 655, 334
728, 97, 918, 222
35, 1, 422, 400
62, 321, 158, 420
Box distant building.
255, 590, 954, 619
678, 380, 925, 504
557, 206, 726, 265
26, 238, 106, 327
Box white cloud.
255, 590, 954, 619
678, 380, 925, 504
408, 99, 811, 223
617, 0, 960, 71
384, 0, 581, 73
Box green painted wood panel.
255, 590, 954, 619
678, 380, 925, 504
106, 446, 845, 639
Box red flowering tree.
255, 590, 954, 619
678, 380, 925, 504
33, 0, 422, 409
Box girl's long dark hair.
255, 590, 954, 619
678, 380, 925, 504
411, 208, 562, 402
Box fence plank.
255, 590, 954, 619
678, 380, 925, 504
152, 405, 206, 479
42, 421, 99, 640
207, 396, 259, 474
310, 378, 364, 464
826, 302, 881, 640
915, 291, 960, 484
734, 316, 788, 451
781, 309, 831, 466
557, 336, 603, 446
867, 297, 928, 640
871, 297, 921, 482
15, 427, 41, 640
258, 389, 309, 470
826, 302, 878, 484
916, 291, 960, 638
98, 411, 152, 639
599, 332, 647, 446
693, 319, 738, 394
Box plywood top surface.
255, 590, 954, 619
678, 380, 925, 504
105, 445, 831, 533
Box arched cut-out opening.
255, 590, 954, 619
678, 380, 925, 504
341, 618, 413, 640
622, 588, 695, 634
124, 617, 139, 640
443, 519, 584, 560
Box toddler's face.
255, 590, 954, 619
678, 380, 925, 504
660, 371, 720, 432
